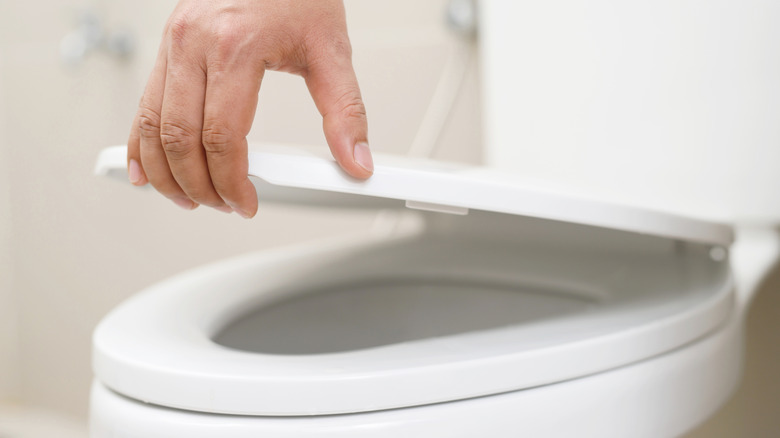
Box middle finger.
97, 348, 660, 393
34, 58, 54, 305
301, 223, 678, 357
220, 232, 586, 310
138, 43, 197, 210
160, 44, 229, 211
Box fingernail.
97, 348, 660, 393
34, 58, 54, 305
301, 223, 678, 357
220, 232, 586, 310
128, 159, 144, 185
227, 202, 252, 219
353, 142, 374, 173
214, 205, 233, 214
233, 208, 252, 219
172, 197, 197, 211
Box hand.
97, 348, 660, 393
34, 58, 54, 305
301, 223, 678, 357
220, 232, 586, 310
126, 0, 373, 218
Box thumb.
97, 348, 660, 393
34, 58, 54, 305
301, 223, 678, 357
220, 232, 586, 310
305, 50, 373, 179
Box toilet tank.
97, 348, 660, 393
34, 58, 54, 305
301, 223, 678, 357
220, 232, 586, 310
477, 0, 780, 223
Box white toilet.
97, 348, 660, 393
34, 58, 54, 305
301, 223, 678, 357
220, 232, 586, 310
90, 144, 778, 437
90, 1, 780, 436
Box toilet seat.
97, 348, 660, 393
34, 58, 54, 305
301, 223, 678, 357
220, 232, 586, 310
91, 311, 744, 438
93, 144, 735, 417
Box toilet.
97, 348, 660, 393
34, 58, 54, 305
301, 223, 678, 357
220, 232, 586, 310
90, 1, 780, 435
90, 144, 779, 437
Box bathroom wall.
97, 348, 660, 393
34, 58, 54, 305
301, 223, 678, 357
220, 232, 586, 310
0, 38, 20, 401
0, 0, 480, 420
686, 266, 780, 437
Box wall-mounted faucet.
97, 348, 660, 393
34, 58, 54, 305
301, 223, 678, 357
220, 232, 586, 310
60, 10, 134, 66
446, 0, 478, 37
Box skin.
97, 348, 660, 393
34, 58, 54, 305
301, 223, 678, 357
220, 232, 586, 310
127, 0, 374, 218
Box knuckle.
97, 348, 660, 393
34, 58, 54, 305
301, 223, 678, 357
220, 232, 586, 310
168, 15, 193, 46
201, 123, 235, 157
159, 120, 199, 160
327, 35, 353, 60
137, 108, 162, 137
209, 21, 244, 64
310, 32, 352, 61
214, 25, 240, 48
335, 91, 367, 120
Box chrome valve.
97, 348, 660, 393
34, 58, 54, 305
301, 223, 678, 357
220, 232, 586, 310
60, 10, 135, 66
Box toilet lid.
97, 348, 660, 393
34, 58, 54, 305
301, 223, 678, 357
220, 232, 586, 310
95, 144, 733, 247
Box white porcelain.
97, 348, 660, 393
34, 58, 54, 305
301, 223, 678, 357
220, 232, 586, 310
89, 225, 779, 437
95, 144, 733, 246
479, 0, 780, 223
90, 286, 745, 438
90, 139, 780, 436
92, 218, 733, 416
92, 144, 736, 415
89, 0, 780, 433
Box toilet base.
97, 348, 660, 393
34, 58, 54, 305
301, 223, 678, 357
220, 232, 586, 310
90, 311, 743, 438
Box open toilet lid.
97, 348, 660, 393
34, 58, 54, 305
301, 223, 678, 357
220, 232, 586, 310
95, 143, 733, 247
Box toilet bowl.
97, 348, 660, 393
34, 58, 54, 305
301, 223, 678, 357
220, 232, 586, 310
89, 1, 780, 433
89, 145, 779, 437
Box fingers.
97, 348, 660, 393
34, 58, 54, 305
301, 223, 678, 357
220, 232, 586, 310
127, 113, 148, 186
201, 64, 263, 219
129, 1, 372, 219
160, 46, 231, 212
305, 42, 373, 179
130, 33, 258, 216
137, 45, 198, 210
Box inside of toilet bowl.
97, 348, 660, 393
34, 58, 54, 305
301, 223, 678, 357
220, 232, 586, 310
212, 276, 593, 355
208, 214, 730, 358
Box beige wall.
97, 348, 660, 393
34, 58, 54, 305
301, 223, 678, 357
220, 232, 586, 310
0, 0, 776, 435
0, 37, 20, 401
685, 268, 780, 438
0, 0, 480, 419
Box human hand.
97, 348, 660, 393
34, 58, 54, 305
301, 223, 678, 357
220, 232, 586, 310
126, 0, 373, 218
